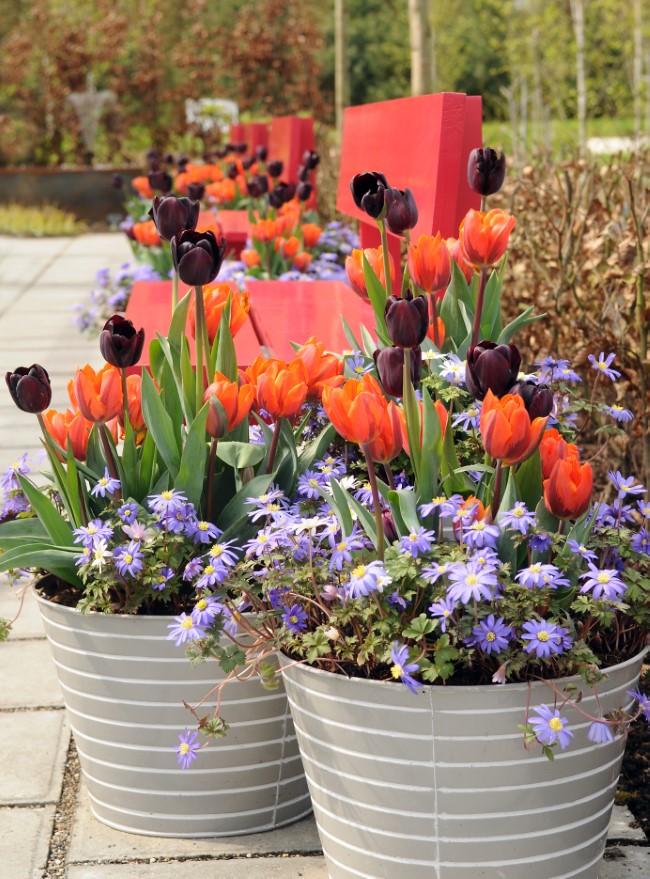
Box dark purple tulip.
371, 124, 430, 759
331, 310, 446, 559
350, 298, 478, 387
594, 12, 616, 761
467, 148, 506, 197
373, 345, 422, 397
242, 155, 255, 170
384, 187, 419, 236
255, 145, 268, 161
510, 380, 554, 419
234, 142, 248, 154
297, 164, 310, 183
171, 230, 227, 287
186, 182, 205, 202
465, 340, 521, 400
226, 162, 239, 180
215, 147, 228, 159
6, 364, 52, 413
149, 196, 200, 242
111, 173, 123, 190
100, 315, 145, 369
350, 171, 389, 219
267, 160, 284, 178
296, 182, 313, 202
177, 156, 189, 172
163, 153, 174, 165
247, 175, 269, 198
269, 182, 296, 208
224, 143, 235, 153
146, 148, 161, 170
148, 170, 173, 193
302, 150, 320, 169
384, 292, 428, 349
382, 509, 399, 544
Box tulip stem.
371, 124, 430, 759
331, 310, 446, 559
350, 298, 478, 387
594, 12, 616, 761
99, 423, 122, 502
194, 285, 208, 413
119, 368, 131, 437
470, 267, 489, 348
429, 294, 441, 348
172, 268, 179, 314
361, 444, 385, 561
377, 219, 393, 299
206, 438, 218, 523
491, 460, 504, 520
384, 464, 396, 491
266, 419, 282, 475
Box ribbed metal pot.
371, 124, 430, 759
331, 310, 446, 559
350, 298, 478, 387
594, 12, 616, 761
283, 650, 646, 879
36, 592, 310, 837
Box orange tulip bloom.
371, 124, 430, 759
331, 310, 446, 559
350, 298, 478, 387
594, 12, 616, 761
367, 400, 402, 464
292, 337, 344, 400
345, 246, 394, 301
73, 364, 123, 424
188, 285, 250, 345
445, 236, 474, 283
119, 374, 146, 444
539, 427, 580, 480
204, 372, 254, 437
426, 315, 446, 349
42, 408, 93, 461
255, 359, 309, 419
131, 220, 161, 247
408, 233, 452, 296
322, 375, 391, 446
279, 236, 301, 259
301, 223, 322, 248
293, 252, 312, 272
196, 214, 224, 239
480, 390, 547, 466
251, 218, 283, 243
397, 398, 447, 457
544, 455, 593, 520
241, 248, 262, 268
459, 209, 516, 270
131, 176, 154, 199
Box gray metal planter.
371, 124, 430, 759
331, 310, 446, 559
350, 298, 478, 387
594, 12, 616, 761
282, 651, 646, 879
36, 591, 310, 837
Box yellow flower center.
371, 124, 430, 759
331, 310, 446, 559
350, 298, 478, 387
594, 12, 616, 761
597, 572, 611, 584
473, 521, 485, 531
181, 617, 193, 629
409, 533, 418, 542
549, 717, 563, 732
529, 563, 542, 573
161, 490, 174, 500
258, 535, 269, 543
390, 663, 403, 680
99, 477, 108, 486
514, 507, 524, 518
124, 553, 133, 564
210, 545, 224, 558
289, 615, 298, 625
337, 541, 347, 551
352, 565, 366, 578
198, 521, 209, 531
309, 479, 319, 488
178, 742, 190, 755
196, 600, 207, 611
204, 565, 215, 575
486, 631, 496, 642
443, 609, 451, 617
465, 574, 478, 586
538, 630, 549, 642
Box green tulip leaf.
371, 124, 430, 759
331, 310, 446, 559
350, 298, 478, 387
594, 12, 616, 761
141, 368, 181, 478
17, 474, 74, 547
216, 441, 266, 470
175, 403, 209, 509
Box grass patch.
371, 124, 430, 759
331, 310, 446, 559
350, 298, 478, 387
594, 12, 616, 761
483, 116, 638, 157
0, 203, 86, 237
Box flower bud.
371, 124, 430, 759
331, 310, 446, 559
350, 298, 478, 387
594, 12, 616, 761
373, 346, 422, 397
6, 364, 52, 413
384, 187, 418, 236
302, 150, 320, 169
148, 170, 173, 193
171, 230, 227, 287
510, 380, 553, 419
146, 148, 161, 170
467, 147, 506, 196
267, 160, 284, 178
186, 182, 205, 202
382, 510, 399, 544
384, 292, 428, 349
234, 142, 248, 154
255, 145, 268, 161
242, 155, 255, 171
350, 171, 388, 219
149, 196, 200, 242
226, 162, 239, 180
297, 182, 313, 202
177, 156, 189, 172
297, 164, 310, 183
99, 315, 145, 369
247, 175, 269, 198
465, 341, 521, 400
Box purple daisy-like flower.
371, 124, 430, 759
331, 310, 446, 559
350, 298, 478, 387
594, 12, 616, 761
90, 468, 121, 498
192, 596, 224, 627
117, 502, 138, 524
499, 502, 536, 535
637, 499, 650, 518
521, 619, 564, 659
317, 455, 346, 478
329, 532, 366, 571
464, 519, 500, 550
516, 563, 568, 590
419, 494, 463, 519
345, 352, 373, 377
626, 688, 650, 722
353, 482, 375, 506
175, 728, 201, 769
608, 471, 645, 500
529, 532, 553, 552
399, 527, 436, 558
440, 354, 466, 386
183, 557, 204, 581
422, 561, 451, 584
297, 469, 326, 500
282, 603, 308, 633
579, 564, 626, 601
604, 404, 633, 423
0, 453, 30, 492
167, 613, 206, 647
151, 566, 174, 591
469, 614, 513, 655
185, 519, 222, 545
631, 528, 649, 555
529, 704, 573, 749
447, 561, 499, 604
452, 403, 481, 432
73, 518, 114, 548
587, 351, 620, 381
428, 596, 457, 632
113, 540, 144, 578
587, 720, 615, 744
148, 489, 189, 518
346, 560, 391, 600
566, 539, 598, 563
389, 642, 421, 694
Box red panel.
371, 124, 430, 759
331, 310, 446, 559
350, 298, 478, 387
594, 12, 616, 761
124, 281, 263, 372
243, 122, 270, 151
229, 123, 245, 143
247, 280, 374, 362
199, 209, 249, 259
268, 116, 314, 183
336, 93, 482, 239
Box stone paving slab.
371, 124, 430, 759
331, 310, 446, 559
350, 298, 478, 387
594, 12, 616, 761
609, 805, 647, 842
0, 804, 56, 879
67, 856, 327, 879
0, 710, 69, 804
0, 582, 46, 639
599, 848, 650, 878
0, 638, 62, 708
0, 255, 60, 285
0, 236, 72, 257
38, 256, 124, 286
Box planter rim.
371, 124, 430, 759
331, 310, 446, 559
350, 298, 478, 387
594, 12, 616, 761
281, 646, 648, 696
33, 586, 184, 621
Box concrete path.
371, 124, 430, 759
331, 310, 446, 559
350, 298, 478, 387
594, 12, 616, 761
0, 235, 647, 879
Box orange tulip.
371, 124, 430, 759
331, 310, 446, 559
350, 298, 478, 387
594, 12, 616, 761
292, 337, 344, 400
293, 252, 312, 272
73, 364, 123, 424
301, 223, 322, 248
480, 390, 547, 466
445, 236, 474, 283
196, 214, 224, 239
459, 209, 516, 270
119, 374, 146, 444
539, 428, 580, 480
131, 176, 154, 199
397, 398, 447, 457
131, 220, 162, 247
188, 285, 250, 345
241, 248, 262, 268
204, 372, 254, 437
322, 375, 391, 446
42, 408, 93, 461
544, 455, 593, 520
345, 246, 394, 301
255, 359, 309, 419
279, 236, 301, 259
367, 400, 402, 463
426, 315, 446, 349
408, 233, 452, 296
251, 218, 283, 242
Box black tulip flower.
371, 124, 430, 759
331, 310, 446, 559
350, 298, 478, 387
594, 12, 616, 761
146, 148, 161, 170
163, 153, 174, 165
215, 147, 228, 159
99, 315, 145, 369
297, 164, 310, 183
297, 182, 313, 202
235, 142, 248, 154
177, 156, 189, 172
242, 155, 255, 170
384, 187, 419, 236
149, 196, 200, 242
382, 509, 399, 544
269, 182, 296, 208
350, 171, 389, 219
465, 340, 521, 400
111, 173, 123, 190
267, 160, 284, 178
384, 292, 428, 349
201, 150, 214, 163
186, 182, 205, 202
171, 230, 227, 287
302, 150, 320, 169
510, 380, 554, 419
6, 364, 52, 413
247, 175, 269, 199
226, 162, 239, 180
467, 148, 506, 197
255, 145, 268, 161
224, 143, 235, 153
148, 170, 173, 193
373, 345, 422, 397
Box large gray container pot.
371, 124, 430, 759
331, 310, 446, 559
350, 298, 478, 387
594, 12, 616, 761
36, 592, 310, 837
283, 650, 646, 879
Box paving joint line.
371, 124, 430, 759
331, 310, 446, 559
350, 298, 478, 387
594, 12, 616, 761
68, 852, 325, 866
0, 705, 65, 714
43, 735, 80, 879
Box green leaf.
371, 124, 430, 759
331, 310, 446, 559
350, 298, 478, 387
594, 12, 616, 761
498, 307, 546, 345
391, 489, 421, 534
0, 517, 48, 548
174, 403, 209, 509
325, 476, 354, 536
402, 614, 436, 639
340, 316, 362, 352
440, 261, 475, 350
439, 421, 475, 495
168, 289, 192, 350
495, 468, 519, 572
418, 391, 443, 502
515, 450, 543, 512
214, 301, 238, 382
216, 473, 274, 533
298, 423, 335, 475
141, 368, 181, 478
362, 251, 389, 339
0, 543, 81, 586
346, 491, 384, 552
479, 269, 503, 341
17, 475, 74, 547
137, 430, 158, 500
216, 441, 265, 470
360, 323, 379, 359
402, 352, 422, 482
